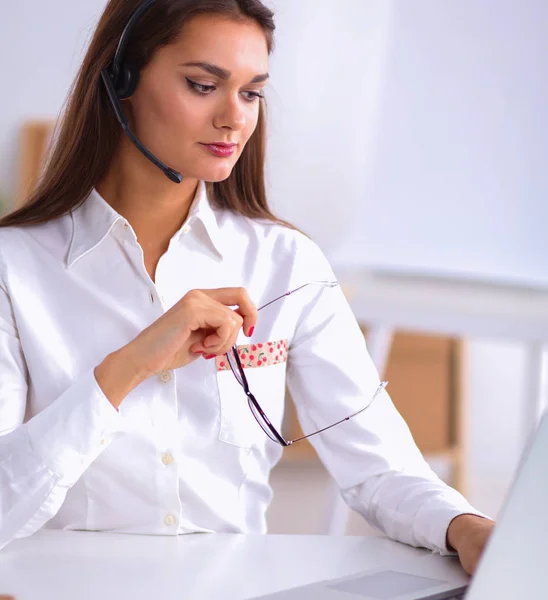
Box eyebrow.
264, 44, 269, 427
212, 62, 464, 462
181, 61, 269, 84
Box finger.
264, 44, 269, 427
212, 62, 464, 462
183, 300, 233, 338
188, 329, 208, 355
203, 307, 242, 351
201, 288, 257, 337
198, 313, 239, 355
189, 323, 238, 356
197, 311, 244, 357
215, 319, 243, 357
233, 308, 254, 338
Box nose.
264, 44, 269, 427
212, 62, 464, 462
213, 93, 246, 131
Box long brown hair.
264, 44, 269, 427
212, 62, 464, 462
0, 0, 296, 231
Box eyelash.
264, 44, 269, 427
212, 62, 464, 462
185, 78, 264, 102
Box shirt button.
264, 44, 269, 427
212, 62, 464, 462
161, 453, 174, 466
160, 371, 172, 383
181, 224, 191, 234
100, 438, 107, 446
164, 514, 177, 526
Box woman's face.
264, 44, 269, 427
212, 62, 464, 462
128, 14, 270, 182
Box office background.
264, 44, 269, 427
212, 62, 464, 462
1, 0, 547, 533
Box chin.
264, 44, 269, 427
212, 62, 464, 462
206, 172, 234, 183
193, 163, 236, 183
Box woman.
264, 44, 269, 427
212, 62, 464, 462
0, 0, 493, 574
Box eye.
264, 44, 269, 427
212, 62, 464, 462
242, 91, 264, 103
186, 77, 265, 103
186, 78, 215, 95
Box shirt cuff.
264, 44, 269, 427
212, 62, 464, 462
25, 368, 124, 486
415, 496, 491, 556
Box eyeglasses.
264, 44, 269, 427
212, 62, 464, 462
225, 281, 389, 446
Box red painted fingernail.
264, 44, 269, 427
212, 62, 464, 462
249, 326, 255, 336
204, 354, 216, 360
194, 351, 204, 355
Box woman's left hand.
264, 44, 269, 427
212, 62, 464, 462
446, 514, 496, 575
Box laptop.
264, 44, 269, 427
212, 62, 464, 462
253, 410, 548, 600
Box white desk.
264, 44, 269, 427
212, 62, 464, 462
0, 530, 453, 600
326, 269, 548, 534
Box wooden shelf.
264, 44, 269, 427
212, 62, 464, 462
17, 119, 55, 207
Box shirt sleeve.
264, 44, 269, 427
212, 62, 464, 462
285, 237, 487, 555
0, 261, 124, 551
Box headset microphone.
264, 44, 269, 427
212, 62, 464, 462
100, 0, 183, 184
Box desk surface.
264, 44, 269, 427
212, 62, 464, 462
0, 530, 436, 600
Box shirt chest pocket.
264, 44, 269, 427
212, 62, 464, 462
215, 341, 289, 448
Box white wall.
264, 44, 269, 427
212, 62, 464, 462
0, 0, 533, 524
0, 0, 108, 200
328, 0, 548, 287
264, 0, 393, 247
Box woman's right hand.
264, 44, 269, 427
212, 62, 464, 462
94, 288, 257, 409
124, 287, 257, 378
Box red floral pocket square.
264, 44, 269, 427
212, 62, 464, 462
216, 339, 289, 371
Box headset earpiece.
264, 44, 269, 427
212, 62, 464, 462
113, 64, 139, 99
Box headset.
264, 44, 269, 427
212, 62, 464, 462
100, 0, 183, 183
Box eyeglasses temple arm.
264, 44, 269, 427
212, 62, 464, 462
287, 381, 388, 445
257, 281, 339, 312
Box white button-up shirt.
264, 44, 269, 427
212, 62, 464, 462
0, 181, 483, 552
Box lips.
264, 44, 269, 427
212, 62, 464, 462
201, 143, 237, 157
206, 142, 236, 147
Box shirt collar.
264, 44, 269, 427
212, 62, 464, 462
172, 180, 224, 259
67, 180, 224, 268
